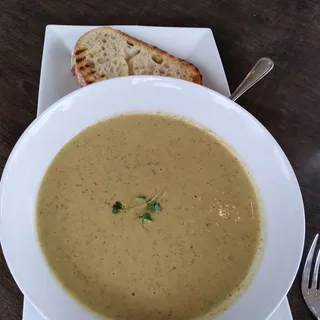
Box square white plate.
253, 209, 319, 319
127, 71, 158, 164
22, 24, 292, 320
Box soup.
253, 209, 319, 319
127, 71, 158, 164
37, 114, 262, 320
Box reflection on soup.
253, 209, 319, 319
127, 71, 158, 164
37, 114, 262, 320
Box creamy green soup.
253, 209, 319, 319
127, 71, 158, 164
37, 114, 261, 320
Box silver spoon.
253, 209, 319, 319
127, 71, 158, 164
230, 57, 274, 101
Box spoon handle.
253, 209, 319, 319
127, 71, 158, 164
230, 57, 274, 101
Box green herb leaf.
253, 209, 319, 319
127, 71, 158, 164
112, 201, 124, 214
138, 212, 153, 224
147, 200, 161, 213
154, 202, 161, 212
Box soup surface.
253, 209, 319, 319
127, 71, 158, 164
37, 114, 261, 320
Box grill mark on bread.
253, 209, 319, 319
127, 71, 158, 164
75, 49, 87, 55
76, 57, 85, 63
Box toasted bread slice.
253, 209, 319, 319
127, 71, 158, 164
71, 27, 202, 86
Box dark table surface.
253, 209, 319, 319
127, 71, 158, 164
0, 0, 319, 319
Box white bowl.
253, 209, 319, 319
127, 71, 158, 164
0, 76, 305, 320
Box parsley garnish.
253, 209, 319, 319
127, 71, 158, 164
111, 193, 164, 226
138, 198, 162, 225
112, 201, 124, 214
147, 200, 161, 213
138, 212, 153, 224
